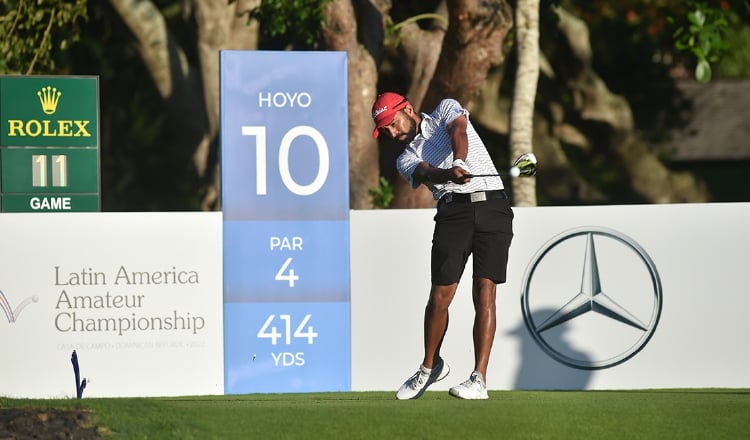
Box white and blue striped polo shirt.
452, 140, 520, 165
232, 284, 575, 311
396, 98, 503, 200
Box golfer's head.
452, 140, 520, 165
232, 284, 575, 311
371, 92, 413, 141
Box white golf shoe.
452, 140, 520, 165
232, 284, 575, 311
449, 371, 489, 400
395, 357, 450, 400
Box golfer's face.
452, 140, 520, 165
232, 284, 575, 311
380, 110, 417, 144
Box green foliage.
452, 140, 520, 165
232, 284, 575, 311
241, 0, 333, 48
368, 176, 394, 208
715, 7, 750, 77
0, 0, 88, 74
669, 2, 731, 82
384, 13, 448, 47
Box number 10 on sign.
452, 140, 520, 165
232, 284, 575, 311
242, 125, 329, 196
32, 154, 68, 187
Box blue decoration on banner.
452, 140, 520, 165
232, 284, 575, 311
220, 51, 351, 393
70, 350, 87, 399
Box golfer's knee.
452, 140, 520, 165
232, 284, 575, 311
473, 283, 496, 309
426, 297, 450, 314
430, 284, 456, 303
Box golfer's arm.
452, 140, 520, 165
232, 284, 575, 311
413, 162, 452, 184
412, 115, 471, 185
448, 115, 469, 163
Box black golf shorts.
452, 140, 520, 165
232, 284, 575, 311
431, 195, 514, 285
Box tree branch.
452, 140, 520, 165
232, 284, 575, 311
26, 8, 56, 75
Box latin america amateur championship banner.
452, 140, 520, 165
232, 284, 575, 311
220, 51, 351, 393
0, 212, 224, 398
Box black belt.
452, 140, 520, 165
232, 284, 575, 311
441, 190, 506, 203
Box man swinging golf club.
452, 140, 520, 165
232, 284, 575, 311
372, 92, 515, 400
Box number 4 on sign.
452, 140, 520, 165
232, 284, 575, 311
275, 257, 299, 287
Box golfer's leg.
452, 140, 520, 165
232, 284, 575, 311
472, 277, 497, 378
422, 283, 458, 369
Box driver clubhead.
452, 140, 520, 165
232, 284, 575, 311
512, 152, 538, 177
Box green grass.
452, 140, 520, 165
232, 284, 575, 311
3, 389, 750, 439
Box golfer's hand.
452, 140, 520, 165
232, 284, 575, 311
449, 166, 472, 184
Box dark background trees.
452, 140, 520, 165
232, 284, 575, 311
2, 0, 749, 211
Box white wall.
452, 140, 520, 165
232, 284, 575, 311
350, 203, 750, 391
3, 203, 748, 398
0, 213, 224, 398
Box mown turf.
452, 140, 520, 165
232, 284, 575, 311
2, 389, 749, 439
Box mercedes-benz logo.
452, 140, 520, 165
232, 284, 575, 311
520, 226, 663, 369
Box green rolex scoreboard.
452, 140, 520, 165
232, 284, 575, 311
0, 76, 100, 212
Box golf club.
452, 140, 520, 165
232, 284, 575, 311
468, 152, 538, 178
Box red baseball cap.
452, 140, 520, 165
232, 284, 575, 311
371, 92, 409, 139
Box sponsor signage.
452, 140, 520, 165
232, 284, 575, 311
520, 226, 663, 370
220, 51, 351, 393
350, 204, 750, 391
0, 213, 224, 398
0, 76, 100, 212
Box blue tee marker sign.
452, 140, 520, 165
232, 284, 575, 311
220, 51, 351, 393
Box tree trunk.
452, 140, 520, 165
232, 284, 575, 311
383, 5, 447, 209
323, 0, 381, 209
108, 0, 260, 211
425, 0, 512, 110
509, 0, 539, 207
470, 66, 609, 205
549, 5, 709, 203
192, 1, 260, 210
390, 0, 513, 208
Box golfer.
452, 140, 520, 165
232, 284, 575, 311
372, 92, 514, 400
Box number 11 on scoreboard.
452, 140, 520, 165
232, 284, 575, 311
32, 154, 68, 187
